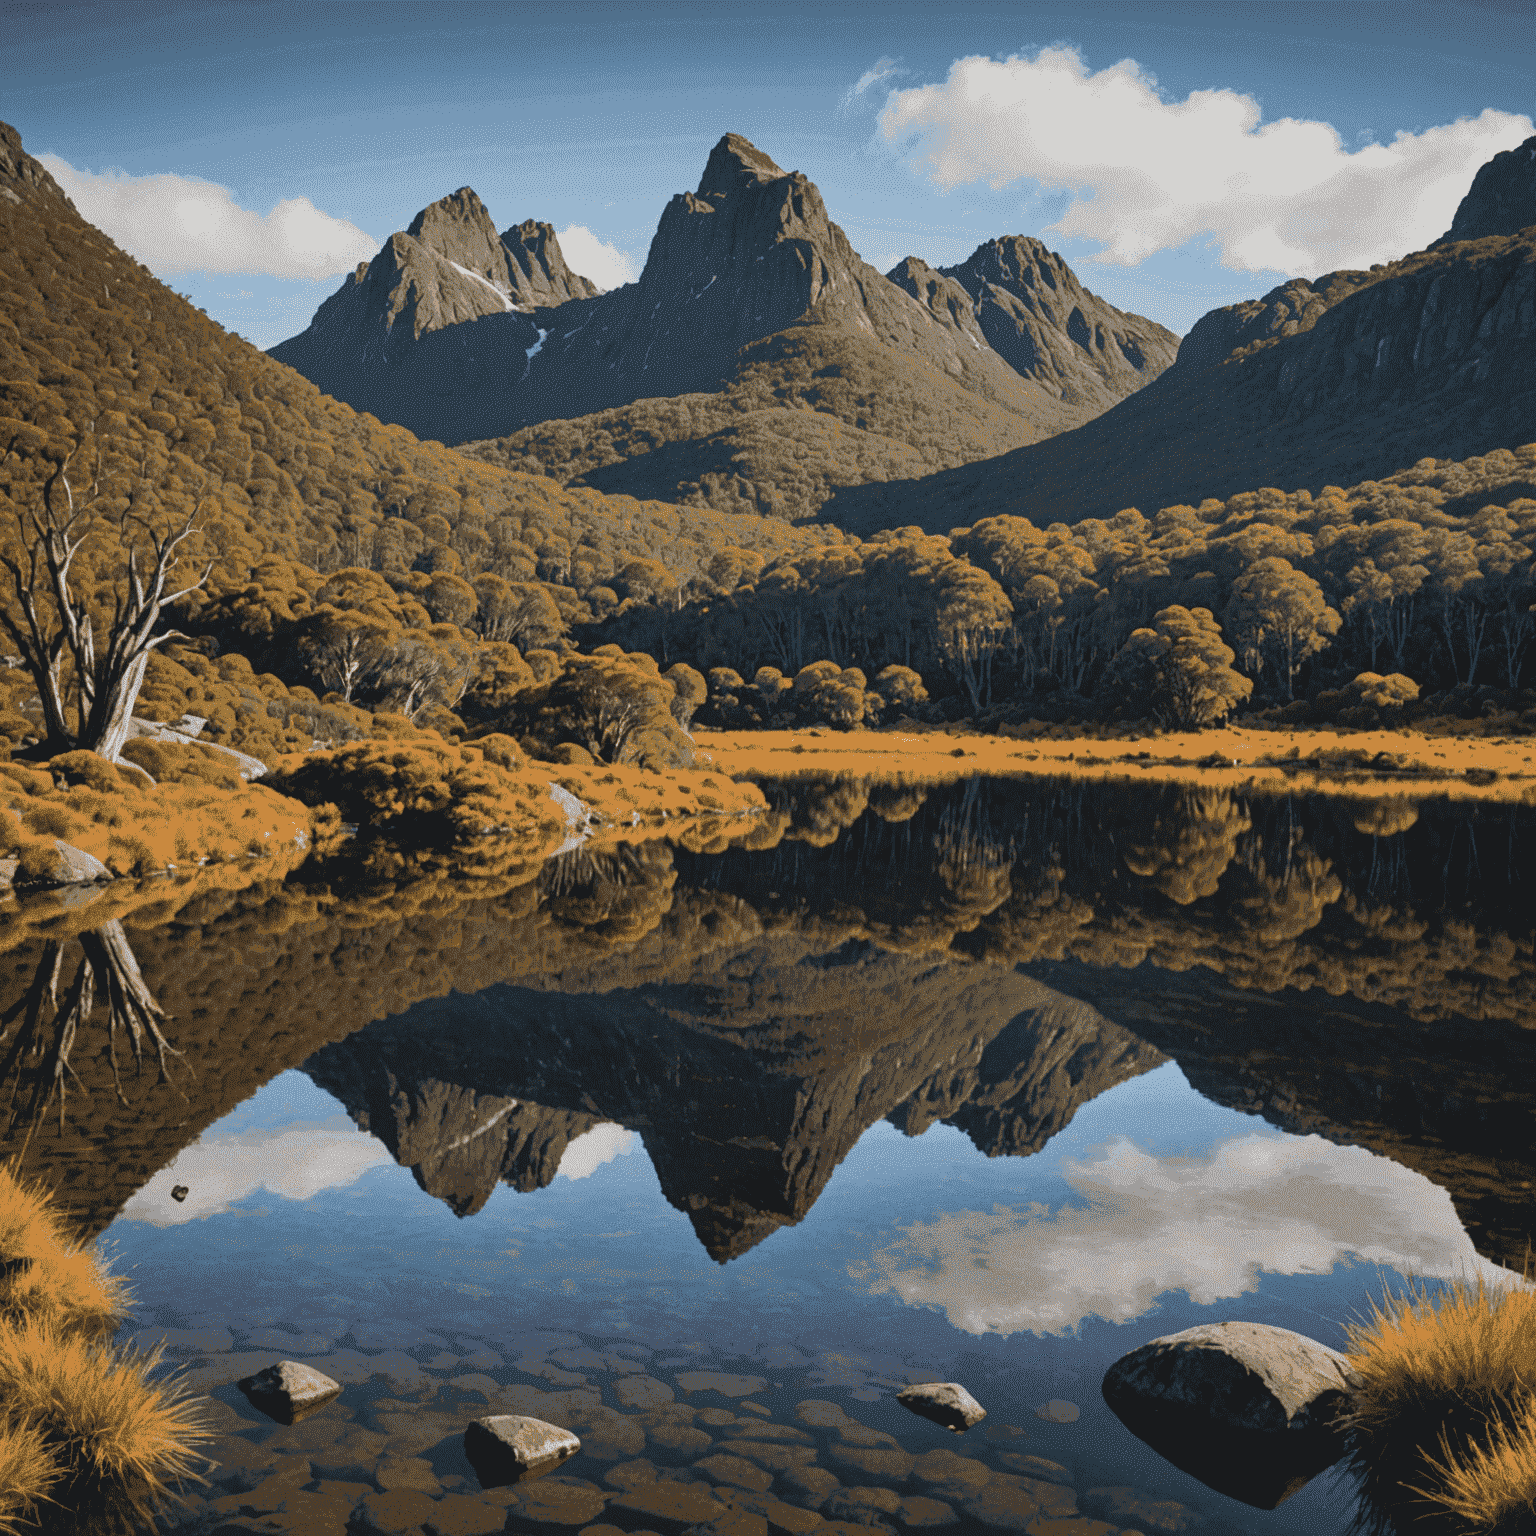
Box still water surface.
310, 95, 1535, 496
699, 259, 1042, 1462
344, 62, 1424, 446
6, 774, 1533, 1535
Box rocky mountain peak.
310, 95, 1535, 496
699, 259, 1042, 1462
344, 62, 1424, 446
696, 133, 786, 198
502, 218, 600, 303
897, 234, 1181, 408
1438, 134, 1536, 245
0, 119, 73, 210
404, 185, 506, 277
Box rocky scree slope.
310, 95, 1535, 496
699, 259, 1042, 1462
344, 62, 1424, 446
823, 134, 1536, 535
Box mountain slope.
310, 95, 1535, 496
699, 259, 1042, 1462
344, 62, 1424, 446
275, 133, 1176, 518
824, 139, 1536, 535
0, 119, 827, 626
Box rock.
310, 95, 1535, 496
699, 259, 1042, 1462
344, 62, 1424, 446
1033, 1401, 1079, 1424
693, 1453, 774, 1493
0, 857, 17, 887
464, 1414, 580, 1488
896, 1383, 986, 1434
49, 839, 110, 884
236, 1360, 342, 1425
1081, 1485, 1198, 1533
353, 1487, 440, 1533
825, 1445, 913, 1485
993, 1454, 1071, 1485
1101, 1321, 1353, 1508
894, 1497, 957, 1529
501, 1476, 610, 1531
775, 1465, 841, 1509
908, 1449, 991, 1502
676, 1372, 768, 1398
822, 1487, 902, 1526
607, 1479, 729, 1532
615, 1375, 676, 1409
424, 1491, 512, 1534
171, 1185, 189, 1202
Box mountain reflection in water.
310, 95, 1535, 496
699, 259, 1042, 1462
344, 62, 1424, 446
2, 773, 1532, 1270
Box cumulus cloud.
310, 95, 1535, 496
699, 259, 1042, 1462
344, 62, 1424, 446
556, 224, 638, 291
867, 1132, 1509, 1337
878, 48, 1533, 273
120, 1116, 392, 1226
557, 1122, 638, 1181
35, 155, 377, 280
841, 56, 905, 114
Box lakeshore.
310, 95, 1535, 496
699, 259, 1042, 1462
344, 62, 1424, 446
695, 726, 1536, 804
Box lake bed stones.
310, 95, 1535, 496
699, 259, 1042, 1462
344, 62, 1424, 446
237, 1359, 343, 1425
1100, 1320, 1353, 1509
465, 1414, 581, 1489
1032, 1401, 1079, 1425
896, 1383, 986, 1435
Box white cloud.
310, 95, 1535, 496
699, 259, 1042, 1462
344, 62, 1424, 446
119, 1116, 391, 1226
556, 224, 638, 291
37, 155, 378, 280
867, 1132, 1511, 1337
841, 56, 905, 114
877, 48, 1534, 273
557, 1122, 637, 1181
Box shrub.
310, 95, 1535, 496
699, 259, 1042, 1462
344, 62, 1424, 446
1342, 1274, 1536, 1535
0, 1164, 209, 1532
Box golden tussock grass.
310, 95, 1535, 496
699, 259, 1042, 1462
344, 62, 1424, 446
0, 1164, 210, 1532
694, 727, 1536, 805
1343, 1274, 1536, 1534
0, 1419, 58, 1535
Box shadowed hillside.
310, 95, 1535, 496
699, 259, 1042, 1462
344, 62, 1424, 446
823, 139, 1536, 535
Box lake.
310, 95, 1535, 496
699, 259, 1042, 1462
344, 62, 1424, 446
4, 774, 1533, 1536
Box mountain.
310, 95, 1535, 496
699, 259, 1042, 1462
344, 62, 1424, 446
1436, 132, 1536, 245
824, 141, 1536, 535
303, 936, 1161, 1261
275, 133, 1177, 518
267, 186, 595, 383
0, 118, 829, 652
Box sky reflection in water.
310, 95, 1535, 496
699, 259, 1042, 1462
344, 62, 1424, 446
100, 1055, 1492, 1536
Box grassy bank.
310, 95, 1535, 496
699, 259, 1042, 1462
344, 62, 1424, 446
1344, 1276, 1536, 1534
694, 726, 1536, 804
0, 1164, 208, 1532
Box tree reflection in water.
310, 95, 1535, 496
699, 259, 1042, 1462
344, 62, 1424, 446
0, 774, 1532, 1261
1, 920, 180, 1129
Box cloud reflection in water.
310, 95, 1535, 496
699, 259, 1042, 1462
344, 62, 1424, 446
557, 1123, 638, 1181
120, 1115, 392, 1226
867, 1132, 1502, 1336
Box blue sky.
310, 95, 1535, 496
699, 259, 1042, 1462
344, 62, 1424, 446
6, 0, 1534, 349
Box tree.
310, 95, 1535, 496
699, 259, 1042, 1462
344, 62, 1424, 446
472, 575, 564, 649
1223, 558, 1339, 699
1107, 606, 1252, 727
663, 662, 706, 731
0, 436, 212, 761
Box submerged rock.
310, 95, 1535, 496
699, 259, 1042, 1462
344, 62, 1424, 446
464, 1414, 580, 1488
237, 1359, 342, 1425
897, 1382, 987, 1434
1101, 1321, 1352, 1508
1032, 1400, 1079, 1424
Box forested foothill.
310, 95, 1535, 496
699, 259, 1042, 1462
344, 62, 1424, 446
5, 113, 1536, 884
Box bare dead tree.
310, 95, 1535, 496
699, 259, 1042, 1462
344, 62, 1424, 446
0, 435, 213, 761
